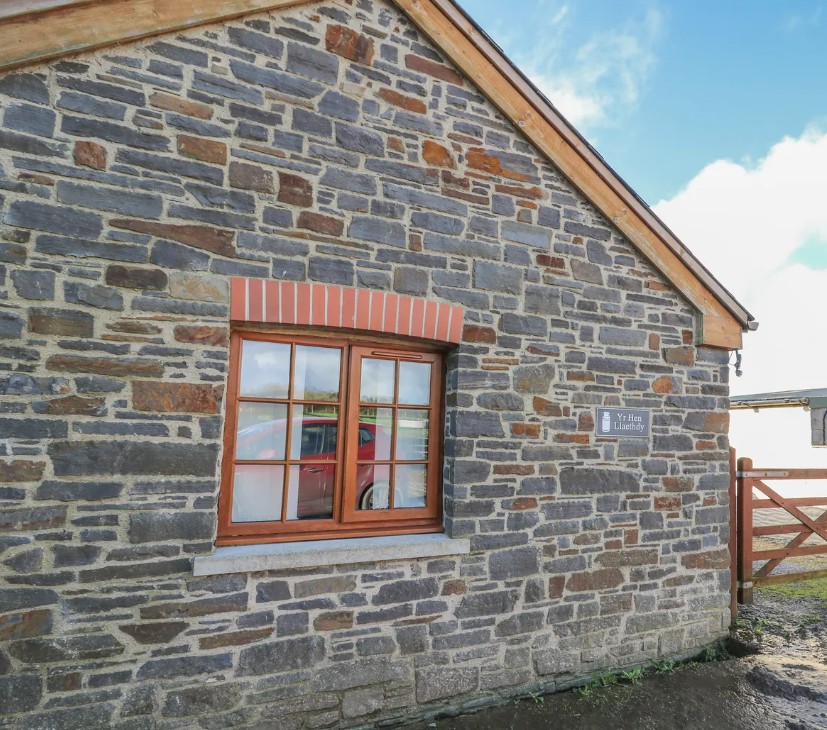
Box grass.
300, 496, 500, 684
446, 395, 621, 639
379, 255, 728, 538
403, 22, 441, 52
575, 683, 593, 698
752, 619, 769, 640
703, 643, 729, 663
575, 671, 618, 698
572, 642, 730, 703
511, 691, 545, 707
620, 667, 644, 685
649, 658, 677, 674
574, 665, 653, 699
757, 577, 827, 601
592, 671, 619, 688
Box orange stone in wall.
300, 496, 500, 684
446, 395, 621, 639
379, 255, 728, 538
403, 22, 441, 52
681, 549, 730, 570
462, 324, 496, 344
132, 381, 223, 414
379, 87, 427, 114
110, 219, 235, 257
177, 134, 227, 165
326, 24, 374, 65
149, 91, 213, 119
567, 568, 624, 592
73, 141, 106, 170
296, 211, 344, 237
0, 460, 45, 483
404, 53, 463, 85
422, 140, 455, 168
173, 325, 229, 347
277, 172, 313, 207
653, 375, 677, 393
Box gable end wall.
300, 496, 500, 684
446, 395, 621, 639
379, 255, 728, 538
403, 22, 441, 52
0, 0, 732, 726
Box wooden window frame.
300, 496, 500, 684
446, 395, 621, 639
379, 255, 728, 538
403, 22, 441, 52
217, 328, 446, 546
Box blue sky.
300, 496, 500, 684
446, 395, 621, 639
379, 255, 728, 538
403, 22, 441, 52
464, 0, 827, 203
464, 0, 827, 469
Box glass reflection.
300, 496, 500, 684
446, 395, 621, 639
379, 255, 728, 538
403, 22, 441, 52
356, 464, 391, 510
360, 359, 395, 404
289, 406, 339, 460
232, 465, 284, 522
358, 408, 393, 461
286, 464, 335, 521
293, 346, 341, 402
239, 340, 291, 398
396, 409, 429, 460
398, 362, 431, 405
236, 403, 288, 461
396, 464, 427, 509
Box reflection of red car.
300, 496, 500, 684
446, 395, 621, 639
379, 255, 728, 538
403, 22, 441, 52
235, 417, 390, 519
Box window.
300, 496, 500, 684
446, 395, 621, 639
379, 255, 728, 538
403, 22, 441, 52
217, 331, 445, 545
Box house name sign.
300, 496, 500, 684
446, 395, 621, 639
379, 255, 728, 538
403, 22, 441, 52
596, 407, 651, 438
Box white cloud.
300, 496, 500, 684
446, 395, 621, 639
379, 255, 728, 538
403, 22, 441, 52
654, 128, 827, 306
510, 3, 663, 131
784, 8, 821, 33
652, 128, 827, 474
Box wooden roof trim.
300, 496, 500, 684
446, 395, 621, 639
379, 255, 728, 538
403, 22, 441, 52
0, 0, 93, 23
0, 0, 308, 70
0, 0, 753, 348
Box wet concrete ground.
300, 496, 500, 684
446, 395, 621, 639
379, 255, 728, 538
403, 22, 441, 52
411, 660, 820, 730
404, 587, 827, 730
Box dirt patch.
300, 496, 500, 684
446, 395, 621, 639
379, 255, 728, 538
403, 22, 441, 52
404, 586, 827, 730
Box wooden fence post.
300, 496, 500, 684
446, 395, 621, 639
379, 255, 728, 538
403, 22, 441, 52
729, 447, 737, 623
736, 457, 753, 604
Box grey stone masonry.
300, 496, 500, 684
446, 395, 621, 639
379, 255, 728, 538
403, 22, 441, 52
0, 1, 732, 728
812, 408, 827, 446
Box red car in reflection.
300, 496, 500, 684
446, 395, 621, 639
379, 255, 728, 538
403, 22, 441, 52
234, 417, 391, 518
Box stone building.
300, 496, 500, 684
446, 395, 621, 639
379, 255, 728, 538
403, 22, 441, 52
731, 389, 827, 447
0, 0, 755, 727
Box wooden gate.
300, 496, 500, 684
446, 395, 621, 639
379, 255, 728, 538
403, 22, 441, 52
735, 457, 827, 604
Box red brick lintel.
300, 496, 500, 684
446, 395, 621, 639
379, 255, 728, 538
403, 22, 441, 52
230, 278, 465, 345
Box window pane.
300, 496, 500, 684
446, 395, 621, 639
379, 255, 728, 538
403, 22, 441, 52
355, 464, 391, 511
360, 358, 395, 404
236, 403, 288, 461
358, 427, 374, 447
398, 362, 431, 405
231, 465, 284, 522
358, 408, 393, 461
396, 409, 429, 460
290, 406, 339, 460
293, 346, 341, 402
396, 464, 427, 509
240, 340, 291, 399
286, 464, 335, 521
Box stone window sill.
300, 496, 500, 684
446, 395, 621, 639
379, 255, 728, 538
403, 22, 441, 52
192, 533, 471, 577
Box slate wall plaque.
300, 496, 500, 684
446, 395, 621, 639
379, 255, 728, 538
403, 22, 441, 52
596, 407, 651, 438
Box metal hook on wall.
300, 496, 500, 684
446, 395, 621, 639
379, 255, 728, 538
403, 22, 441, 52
731, 350, 743, 377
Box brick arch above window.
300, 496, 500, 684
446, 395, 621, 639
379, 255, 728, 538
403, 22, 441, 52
230, 278, 465, 345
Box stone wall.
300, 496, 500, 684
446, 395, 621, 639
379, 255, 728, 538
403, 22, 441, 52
0, 0, 733, 727
811, 408, 826, 447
